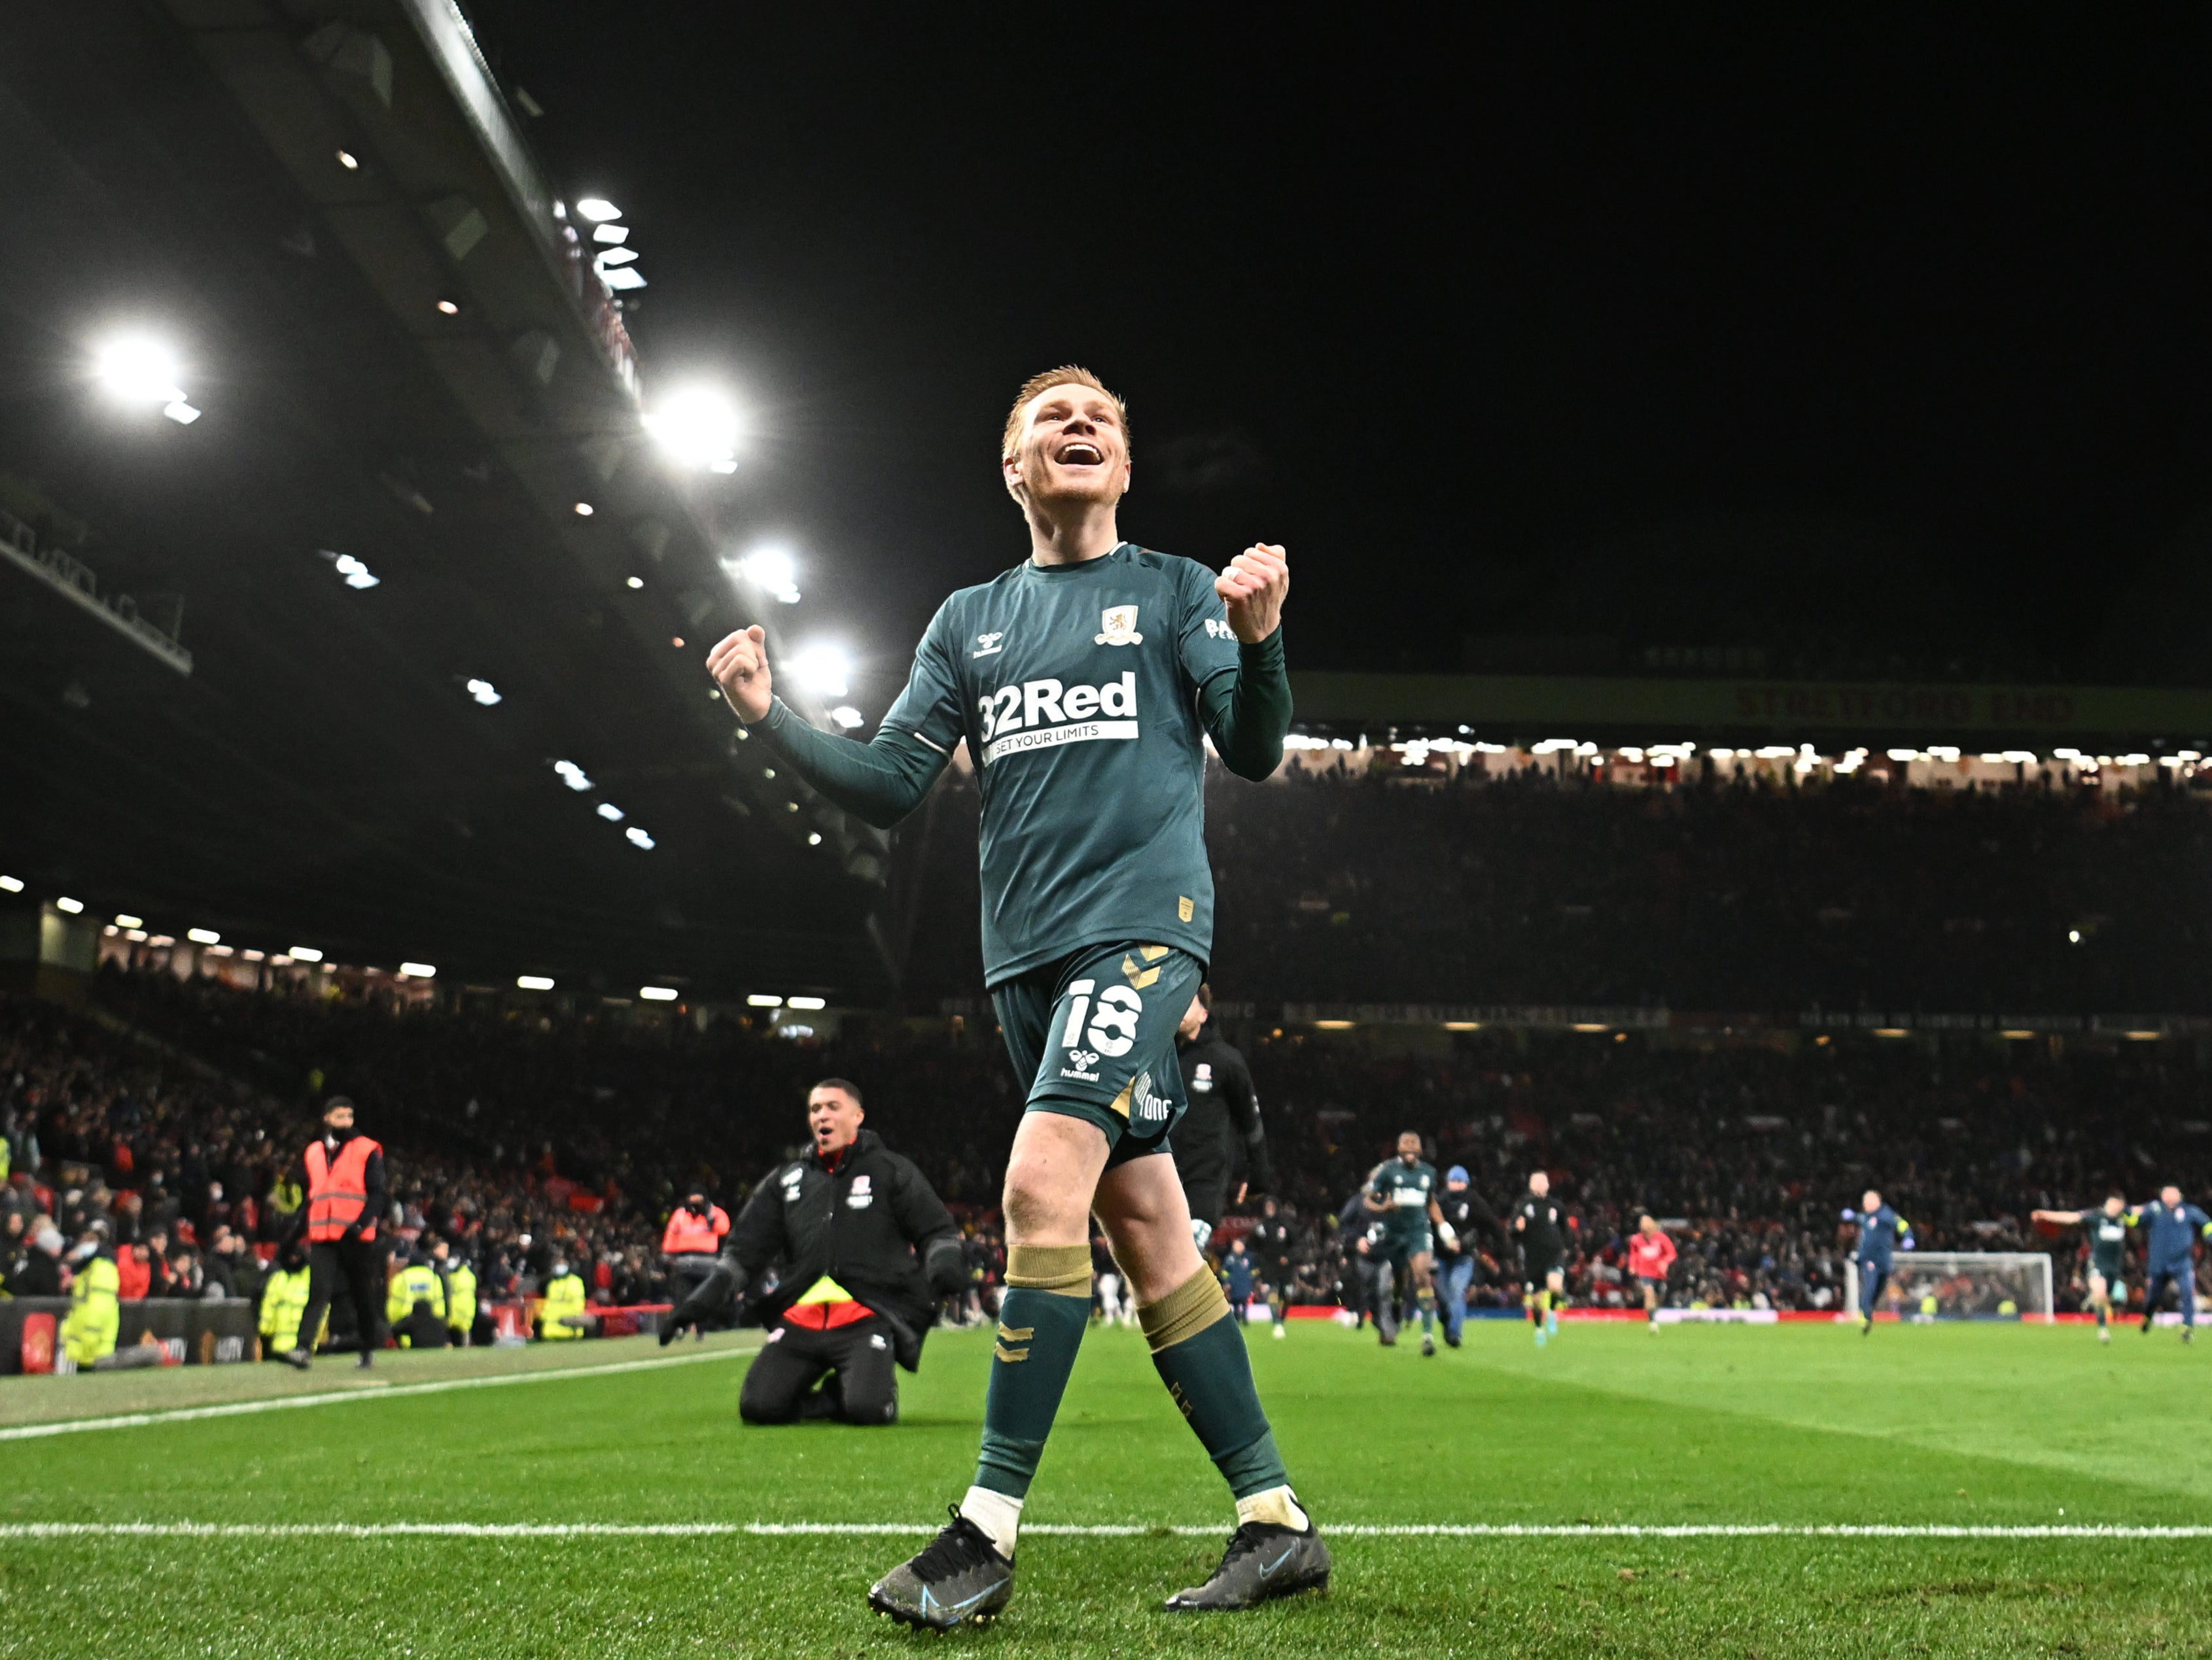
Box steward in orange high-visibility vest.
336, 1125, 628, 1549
287, 1097, 390, 1374
661, 1189, 732, 1341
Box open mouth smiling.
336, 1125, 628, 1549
1056, 441, 1104, 465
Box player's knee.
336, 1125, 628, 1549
1002, 1153, 1084, 1241
738, 1373, 798, 1425
840, 1377, 898, 1426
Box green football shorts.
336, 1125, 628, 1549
991, 940, 1203, 1167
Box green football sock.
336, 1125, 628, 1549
1417, 1287, 1435, 1334
1140, 1268, 1290, 1499
972, 1244, 1092, 1500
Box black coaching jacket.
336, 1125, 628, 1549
728, 1129, 962, 1371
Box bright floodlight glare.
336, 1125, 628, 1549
639, 985, 678, 1001
289, 946, 323, 962
186, 927, 220, 945
595, 802, 625, 821
574, 197, 622, 222
625, 826, 656, 849
788, 642, 851, 699
162, 401, 201, 425
591, 224, 629, 245
55, 896, 84, 914
595, 246, 639, 268
573, 501, 594, 516
94, 337, 184, 406
0, 875, 22, 893
517, 975, 555, 991
625, 576, 644, 589
114, 913, 143, 929
807, 832, 823, 845
600, 266, 646, 290
735, 544, 798, 601
400, 961, 436, 978
465, 678, 502, 706
644, 386, 740, 471
336, 149, 360, 169
829, 705, 864, 730
552, 760, 593, 791
787, 995, 826, 1011
436, 298, 461, 315
746, 994, 782, 1008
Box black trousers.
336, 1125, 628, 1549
667, 1254, 722, 1324
739, 1315, 898, 1426
299, 1237, 387, 1355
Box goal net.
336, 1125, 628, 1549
1846, 1252, 2054, 1321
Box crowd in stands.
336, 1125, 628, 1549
10, 956, 2209, 1339
901, 764, 2212, 1014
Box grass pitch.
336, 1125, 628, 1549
1, 1317, 2208, 1657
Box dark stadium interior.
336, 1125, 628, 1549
7, 7, 2212, 1339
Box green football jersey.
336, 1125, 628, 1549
2086, 1209, 2129, 1275
1367, 1158, 1439, 1238
879, 544, 1242, 984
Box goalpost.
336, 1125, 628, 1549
1845, 1252, 2056, 1322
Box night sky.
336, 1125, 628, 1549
476, 9, 2212, 696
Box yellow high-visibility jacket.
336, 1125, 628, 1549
538, 1271, 588, 1340
260, 1265, 313, 1354
386, 1261, 446, 1326
442, 1261, 477, 1336
63, 1254, 120, 1365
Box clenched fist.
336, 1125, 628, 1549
1216, 544, 1288, 644
707, 625, 773, 723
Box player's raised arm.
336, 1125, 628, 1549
705, 623, 953, 831
1195, 544, 1293, 782
2031, 1209, 2087, 1226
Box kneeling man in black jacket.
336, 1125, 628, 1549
667, 1077, 965, 1426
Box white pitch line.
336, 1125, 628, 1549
0, 1521, 2206, 1540
0, 1346, 750, 1443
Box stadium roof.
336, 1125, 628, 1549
0, 0, 888, 999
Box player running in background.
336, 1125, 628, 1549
1513, 1171, 1568, 1346
2031, 1194, 2131, 1343
1848, 1188, 1912, 1335
708, 367, 1320, 1627
2130, 1184, 2211, 1341
1626, 1214, 1676, 1332
1246, 1196, 1296, 1341
1363, 1133, 1456, 1357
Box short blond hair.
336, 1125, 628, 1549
1000, 365, 1130, 463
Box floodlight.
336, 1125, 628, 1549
56, 897, 84, 914
788, 644, 850, 699
126, 931, 149, 943
186, 927, 220, 944
336, 150, 360, 169
829, 706, 864, 730
114, 913, 143, 929
594, 246, 639, 268
596, 802, 625, 821
644, 386, 741, 471
517, 975, 555, 991
94, 336, 185, 406
465, 678, 502, 706
592, 224, 629, 245
0, 875, 22, 893
553, 761, 593, 791
436, 299, 461, 315
601, 266, 646, 291
626, 576, 644, 589
574, 501, 594, 516
400, 961, 436, 978
162, 402, 201, 425
289, 946, 323, 962
788, 995, 826, 1011
625, 827, 656, 849
574, 198, 622, 222
746, 994, 782, 1008
733, 544, 799, 602
639, 985, 678, 1002
807, 833, 823, 845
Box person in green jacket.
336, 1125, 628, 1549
538, 1258, 588, 1341
432, 1236, 476, 1347
62, 1235, 120, 1368
260, 1252, 315, 1359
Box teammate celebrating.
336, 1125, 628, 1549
2130, 1184, 2211, 1341
1626, 1214, 1676, 1332
1848, 1189, 1912, 1334
2031, 1194, 2131, 1343
1513, 1171, 1568, 1345
1363, 1133, 1456, 1357
707, 368, 1322, 1629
